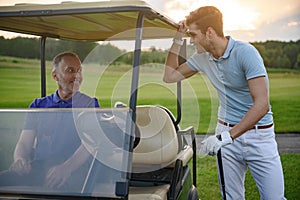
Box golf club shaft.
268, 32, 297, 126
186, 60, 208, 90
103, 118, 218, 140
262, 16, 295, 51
217, 149, 226, 200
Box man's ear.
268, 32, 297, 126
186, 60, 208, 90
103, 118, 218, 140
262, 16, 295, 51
206, 27, 215, 40
52, 71, 58, 81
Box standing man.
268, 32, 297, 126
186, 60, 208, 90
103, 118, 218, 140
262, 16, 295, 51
0, 52, 100, 190
163, 6, 286, 200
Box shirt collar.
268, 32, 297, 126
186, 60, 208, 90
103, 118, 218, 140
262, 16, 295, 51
53, 90, 62, 104
53, 90, 80, 104
208, 36, 235, 62
222, 36, 234, 59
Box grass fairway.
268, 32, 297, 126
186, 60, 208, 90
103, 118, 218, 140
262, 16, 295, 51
0, 56, 299, 199
196, 154, 300, 199
0, 56, 299, 133
269, 72, 300, 132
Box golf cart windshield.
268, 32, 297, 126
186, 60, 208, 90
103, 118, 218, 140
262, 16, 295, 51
0, 108, 132, 199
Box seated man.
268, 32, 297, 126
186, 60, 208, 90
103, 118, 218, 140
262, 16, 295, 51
0, 52, 100, 191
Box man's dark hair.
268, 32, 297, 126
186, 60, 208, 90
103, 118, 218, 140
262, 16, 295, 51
185, 6, 224, 37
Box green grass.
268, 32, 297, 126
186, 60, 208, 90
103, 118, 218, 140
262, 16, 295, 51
196, 154, 300, 199
269, 72, 300, 133
0, 56, 299, 199
0, 56, 299, 133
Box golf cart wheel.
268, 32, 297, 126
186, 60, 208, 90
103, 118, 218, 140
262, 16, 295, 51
188, 186, 199, 200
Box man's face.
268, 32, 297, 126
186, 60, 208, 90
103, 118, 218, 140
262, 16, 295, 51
53, 55, 83, 94
188, 23, 209, 52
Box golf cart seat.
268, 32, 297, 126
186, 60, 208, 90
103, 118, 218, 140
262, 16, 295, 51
133, 105, 193, 167
133, 106, 179, 165
129, 105, 194, 200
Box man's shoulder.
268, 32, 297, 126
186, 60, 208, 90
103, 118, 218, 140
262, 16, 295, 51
74, 92, 96, 101
30, 94, 55, 108
232, 38, 256, 52
73, 92, 100, 108
229, 38, 260, 61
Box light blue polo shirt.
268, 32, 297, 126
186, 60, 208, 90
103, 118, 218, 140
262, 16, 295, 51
187, 37, 273, 125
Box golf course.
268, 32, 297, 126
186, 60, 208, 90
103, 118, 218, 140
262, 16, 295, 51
0, 55, 299, 199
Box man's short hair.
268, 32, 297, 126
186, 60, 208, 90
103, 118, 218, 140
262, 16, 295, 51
185, 6, 224, 37
52, 52, 80, 72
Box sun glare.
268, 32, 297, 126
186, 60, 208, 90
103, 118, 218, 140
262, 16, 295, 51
164, 0, 259, 31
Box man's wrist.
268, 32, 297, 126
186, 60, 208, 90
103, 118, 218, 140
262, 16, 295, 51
174, 31, 184, 40
173, 38, 184, 46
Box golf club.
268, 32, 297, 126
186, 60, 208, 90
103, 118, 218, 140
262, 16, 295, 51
217, 136, 227, 200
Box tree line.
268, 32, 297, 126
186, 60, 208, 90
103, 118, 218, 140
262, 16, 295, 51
252, 40, 300, 69
0, 36, 299, 69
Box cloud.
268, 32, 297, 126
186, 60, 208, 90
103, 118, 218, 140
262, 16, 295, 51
229, 14, 300, 42
251, 1, 300, 42
1, 0, 299, 42
162, 0, 260, 31
161, 0, 300, 41
234, 1, 299, 32
287, 21, 300, 27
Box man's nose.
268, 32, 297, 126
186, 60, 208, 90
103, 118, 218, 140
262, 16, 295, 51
75, 71, 82, 78
190, 37, 194, 44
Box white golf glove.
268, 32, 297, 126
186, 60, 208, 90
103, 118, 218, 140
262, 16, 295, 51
201, 131, 233, 156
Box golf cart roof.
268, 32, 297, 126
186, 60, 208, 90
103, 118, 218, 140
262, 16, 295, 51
0, 0, 178, 41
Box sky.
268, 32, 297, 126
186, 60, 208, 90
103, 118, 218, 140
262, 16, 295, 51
0, 0, 299, 43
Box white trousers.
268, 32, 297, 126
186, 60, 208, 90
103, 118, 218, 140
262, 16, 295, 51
216, 123, 286, 200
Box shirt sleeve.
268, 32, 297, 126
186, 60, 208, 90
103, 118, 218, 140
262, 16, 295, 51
239, 45, 267, 80
93, 98, 100, 108
23, 112, 38, 130
29, 98, 39, 108
187, 52, 212, 72
23, 99, 38, 130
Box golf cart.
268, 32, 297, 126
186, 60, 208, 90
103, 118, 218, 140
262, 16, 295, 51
0, 1, 198, 199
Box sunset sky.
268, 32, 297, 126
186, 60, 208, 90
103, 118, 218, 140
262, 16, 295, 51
0, 0, 299, 42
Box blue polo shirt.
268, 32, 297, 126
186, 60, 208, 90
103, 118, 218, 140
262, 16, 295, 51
24, 91, 100, 162
187, 37, 273, 125
29, 90, 100, 108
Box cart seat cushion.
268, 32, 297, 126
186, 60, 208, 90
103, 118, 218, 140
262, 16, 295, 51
129, 184, 169, 200
133, 106, 179, 165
